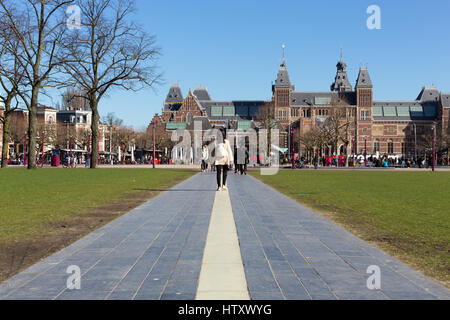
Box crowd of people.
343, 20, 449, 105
283, 153, 449, 169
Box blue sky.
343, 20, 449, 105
53, 0, 450, 128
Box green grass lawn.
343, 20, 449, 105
250, 170, 450, 286
0, 168, 195, 242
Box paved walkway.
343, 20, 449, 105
0, 173, 448, 300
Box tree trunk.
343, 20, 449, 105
28, 88, 39, 169
1, 111, 10, 168
90, 98, 99, 169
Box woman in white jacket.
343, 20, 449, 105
201, 145, 209, 172
214, 128, 233, 191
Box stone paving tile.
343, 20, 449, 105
227, 175, 450, 300
56, 290, 110, 300
2, 172, 449, 301
0, 174, 215, 300
249, 291, 285, 300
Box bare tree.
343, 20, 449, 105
61, 87, 89, 110
135, 122, 172, 151
0, 30, 26, 167
114, 125, 135, 161
102, 112, 123, 128
254, 101, 277, 164
57, 0, 162, 168
8, 110, 28, 160
0, 0, 73, 168
296, 127, 323, 162
318, 97, 354, 166
102, 112, 122, 153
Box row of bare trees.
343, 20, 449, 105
101, 113, 173, 159
0, 0, 161, 169
297, 100, 355, 165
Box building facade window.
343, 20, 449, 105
401, 142, 406, 154
374, 140, 380, 153
360, 110, 370, 120
388, 140, 394, 154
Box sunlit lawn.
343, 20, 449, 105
250, 170, 450, 286
0, 168, 195, 242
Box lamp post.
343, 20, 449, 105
41, 131, 45, 165
121, 143, 124, 164
364, 137, 367, 167
432, 122, 437, 172
24, 133, 27, 166
66, 120, 70, 149
87, 135, 91, 167
291, 128, 296, 169
413, 123, 417, 166
151, 122, 156, 169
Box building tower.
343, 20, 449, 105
331, 49, 353, 92
272, 44, 293, 128
355, 66, 373, 154
165, 84, 184, 103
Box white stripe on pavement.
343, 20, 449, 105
196, 189, 250, 300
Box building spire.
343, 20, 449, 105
282, 43, 286, 65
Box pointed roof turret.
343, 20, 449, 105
331, 48, 352, 92
355, 67, 373, 88
165, 84, 184, 103
275, 44, 291, 88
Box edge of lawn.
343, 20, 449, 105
0, 169, 197, 283
249, 170, 449, 289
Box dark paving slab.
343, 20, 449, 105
227, 174, 450, 300
0, 173, 215, 300
2, 171, 449, 301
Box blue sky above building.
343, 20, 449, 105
44, 0, 450, 128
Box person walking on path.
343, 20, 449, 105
215, 128, 233, 191
234, 146, 239, 174
240, 147, 249, 175
201, 145, 209, 172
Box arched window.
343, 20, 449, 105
388, 140, 394, 154
374, 140, 380, 153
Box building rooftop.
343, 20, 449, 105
165, 84, 184, 103
355, 67, 373, 88
193, 88, 211, 101
275, 62, 292, 88
441, 93, 450, 108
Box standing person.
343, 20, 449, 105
201, 145, 209, 172
240, 146, 249, 175
314, 152, 319, 170
215, 128, 233, 191
234, 146, 239, 174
